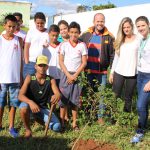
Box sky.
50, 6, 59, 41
1, 0, 150, 16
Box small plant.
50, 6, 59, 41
78, 72, 137, 128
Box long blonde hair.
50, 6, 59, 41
114, 17, 134, 55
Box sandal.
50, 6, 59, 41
73, 125, 80, 131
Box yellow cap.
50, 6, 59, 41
36, 55, 48, 65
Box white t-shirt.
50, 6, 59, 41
1, 30, 26, 42
138, 36, 150, 73
43, 43, 61, 79
0, 35, 21, 83
59, 41, 87, 72
111, 37, 140, 76
14, 30, 26, 42
25, 28, 49, 62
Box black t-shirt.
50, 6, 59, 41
26, 74, 53, 109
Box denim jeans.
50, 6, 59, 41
87, 73, 107, 118
34, 108, 61, 132
87, 73, 107, 89
19, 102, 61, 132
23, 62, 36, 79
137, 71, 150, 130
0, 83, 20, 108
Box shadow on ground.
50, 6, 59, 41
0, 136, 70, 150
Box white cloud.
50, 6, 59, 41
38, 0, 79, 14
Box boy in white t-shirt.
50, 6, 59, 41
43, 24, 61, 85
0, 15, 23, 137
23, 12, 49, 79
59, 22, 87, 130
1, 12, 26, 42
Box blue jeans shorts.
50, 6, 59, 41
19, 102, 61, 132
0, 83, 20, 108
23, 62, 36, 79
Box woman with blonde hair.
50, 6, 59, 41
109, 17, 140, 112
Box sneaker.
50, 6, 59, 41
131, 133, 144, 143
9, 128, 19, 138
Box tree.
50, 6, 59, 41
92, 2, 116, 11
76, 5, 91, 13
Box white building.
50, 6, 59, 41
53, 3, 150, 37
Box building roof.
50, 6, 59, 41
0, 1, 31, 4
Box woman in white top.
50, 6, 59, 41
131, 16, 150, 143
109, 17, 139, 112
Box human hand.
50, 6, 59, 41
109, 73, 114, 84
67, 74, 75, 84
144, 81, 150, 92
51, 94, 61, 105
29, 101, 40, 113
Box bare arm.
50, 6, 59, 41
73, 55, 87, 78
24, 42, 30, 64
18, 37, 23, 86
50, 79, 61, 105
59, 54, 75, 84
18, 75, 40, 113
59, 54, 71, 78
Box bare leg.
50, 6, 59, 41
9, 106, 16, 129
0, 107, 4, 128
20, 107, 32, 137
72, 106, 78, 128
60, 106, 67, 127
64, 107, 69, 122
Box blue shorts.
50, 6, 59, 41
19, 102, 61, 132
0, 83, 20, 108
23, 62, 36, 79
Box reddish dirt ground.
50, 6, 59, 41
73, 139, 118, 150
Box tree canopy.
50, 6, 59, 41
76, 5, 91, 13
93, 3, 116, 10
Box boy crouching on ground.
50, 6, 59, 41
19, 55, 61, 138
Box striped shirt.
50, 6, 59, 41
86, 33, 107, 74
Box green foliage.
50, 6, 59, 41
78, 73, 137, 128
92, 2, 116, 10
1, 73, 150, 149
76, 5, 91, 13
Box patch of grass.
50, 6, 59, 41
1, 76, 150, 149
1, 102, 150, 150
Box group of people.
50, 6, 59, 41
0, 11, 150, 144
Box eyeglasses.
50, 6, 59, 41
38, 64, 47, 67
